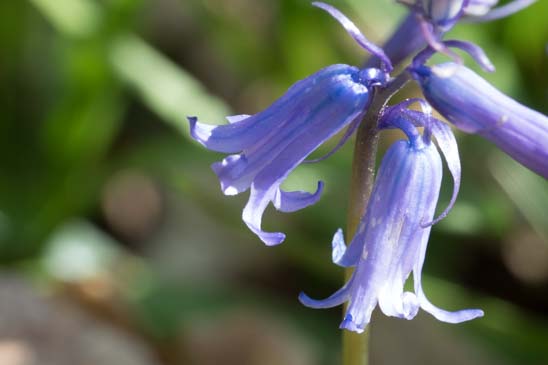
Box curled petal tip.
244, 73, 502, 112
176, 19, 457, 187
312, 1, 393, 71
340, 314, 365, 333
187, 116, 199, 137
299, 282, 352, 309
401, 292, 420, 320
421, 210, 449, 228
273, 181, 324, 213
436, 308, 485, 323
412, 40, 495, 73
187, 115, 216, 147
444, 40, 496, 73
298, 292, 336, 309
260, 232, 286, 246
298, 292, 314, 306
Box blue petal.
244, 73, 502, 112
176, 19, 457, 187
413, 63, 548, 178
242, 182, 285, 246
425, 119, 461, 226
414, 264, 484, 323
419, 296, 485, 323
378, 109, 424, 148
331, 228, 350, 267
188, 65, 360, 154
466, 0, 537, 21
442, 40, 494, 72
340, 313, 367, 333
211, 154, 249, 195
333, 139, 415, 269
312, 2, 392, 71
303, 116, 362, 164
188, 115, 265, 153
365, 14, 425, 69
391, 108, 462, 226
226, 114, 250, 124
299, 276, 354, 309
373, 141, 441, 321
273, 181, 324, 213
412, 40, 494, 72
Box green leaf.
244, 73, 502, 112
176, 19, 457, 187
108, 34, 230, 137
489, 151, 548, 242
28, 0, 102, 38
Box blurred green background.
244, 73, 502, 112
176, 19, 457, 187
0, 0, 547, 364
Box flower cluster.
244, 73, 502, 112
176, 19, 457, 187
188, 1, 546, 332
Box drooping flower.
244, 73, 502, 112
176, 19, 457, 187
187, 2, 392, 245
411, 62, 548, 178
299, 109, 483, 332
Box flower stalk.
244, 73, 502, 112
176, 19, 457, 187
343, 72, 411, 365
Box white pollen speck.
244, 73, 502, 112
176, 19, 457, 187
362, 248, 369, 260
224, 186, 238, 196
371, 217, 383, 228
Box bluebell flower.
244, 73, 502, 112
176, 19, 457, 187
299, 108, 483, 332
376, 0, 537, 66
411, 62, 548, 178
188, 2, 392, 245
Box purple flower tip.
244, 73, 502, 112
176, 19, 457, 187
312, 2, 393, 71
